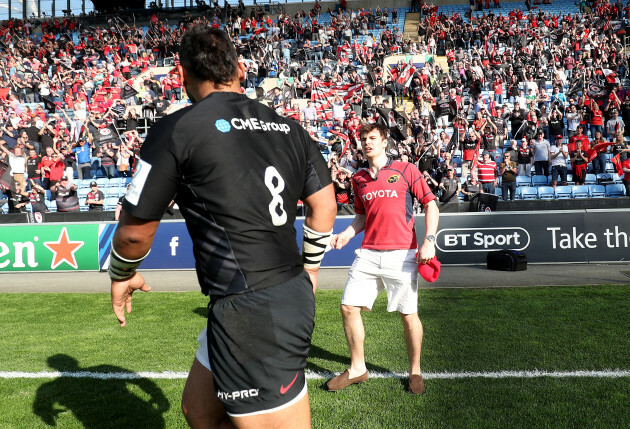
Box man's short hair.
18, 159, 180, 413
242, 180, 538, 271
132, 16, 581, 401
359, 123, 388, 140
179, 26, 239, 86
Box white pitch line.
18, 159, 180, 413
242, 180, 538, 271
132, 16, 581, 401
2, 369, 630, 380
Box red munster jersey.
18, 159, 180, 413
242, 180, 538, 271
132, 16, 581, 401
352, 159, 436, 250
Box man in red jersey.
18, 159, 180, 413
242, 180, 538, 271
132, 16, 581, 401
327, 123, 439, 395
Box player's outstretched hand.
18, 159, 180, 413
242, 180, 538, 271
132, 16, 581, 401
330, 232, 352, 249
111, 273, 151, 327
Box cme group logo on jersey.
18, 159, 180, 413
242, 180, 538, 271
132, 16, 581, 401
215, 117, 291, 134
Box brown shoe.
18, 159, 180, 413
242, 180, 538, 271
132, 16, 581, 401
327, 370, 369, 391
408, 374, 425, 395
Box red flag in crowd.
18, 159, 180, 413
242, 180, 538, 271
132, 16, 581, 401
586, 142, 615, 162
396, 64, 417, 87
310, 80, 362, 122
611, 153, 624, 177
329, 130, 352, 157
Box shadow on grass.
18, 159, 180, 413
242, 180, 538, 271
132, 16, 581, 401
33, 354, 170, 428
193, 306, 209, 319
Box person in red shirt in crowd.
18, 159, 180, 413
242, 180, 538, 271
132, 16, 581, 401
590, 101, 604, 137
477, 150, 498, 193
161, 75, 172, 101
171, 73, 182, 101
326, 122, 439, 396
38, 147, 64, 189
621, 150, 630, 196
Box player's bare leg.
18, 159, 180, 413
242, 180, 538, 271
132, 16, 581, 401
181, 358, 234, 429
231, 392, 312, 429
401, 312, 425, 394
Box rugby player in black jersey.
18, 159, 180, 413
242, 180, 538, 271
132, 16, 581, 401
108, 26, 336, 428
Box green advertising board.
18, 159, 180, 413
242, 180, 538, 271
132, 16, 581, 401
0, 224, 99, 272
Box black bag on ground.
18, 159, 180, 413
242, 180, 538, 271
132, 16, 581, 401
487, 249, 528, 271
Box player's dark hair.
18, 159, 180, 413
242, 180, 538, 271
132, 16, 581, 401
359, 123, 388, 140
179, 26, 238, 86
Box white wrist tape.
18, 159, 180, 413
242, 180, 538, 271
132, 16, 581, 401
302, 225, 333, 270
108, 246, 150, 281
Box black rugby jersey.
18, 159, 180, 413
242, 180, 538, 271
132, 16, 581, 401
123, 92, 331, 298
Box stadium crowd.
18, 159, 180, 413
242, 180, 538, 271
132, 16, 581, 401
1, 0, 630, 214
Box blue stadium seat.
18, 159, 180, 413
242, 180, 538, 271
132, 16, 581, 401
584, 174, 597, 185
554, 185, 573, 199
588, 185, 606, 198
571, 185, 590, 199
519, 186, 538, 200
109, 177, 123, 188
516, 176, 531, 187
538, 186, 555, 199
532, 175, 548, 187
78, 188, 90, 200
104, 197, 119, 211
565, 173, 575, 186
605, 184, 626, 198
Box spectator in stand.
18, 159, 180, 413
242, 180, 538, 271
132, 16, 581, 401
461, 169, 483, 204
97, 142, 118, 179
6, 180, 29, 213
613, 131, 629, 162
0, 143, 26, 190
548, 105, 564, 139
532, 131, 551, 177
549, 135, 569, 189
438, 167, 460, 204
499, 152, 517, 200
38, 147, 64, 190
85, 181, 105, 211
590, 102, 604, 138
606, 110, 625, 138
590, 130, 609, 176
622, 151, 630, 196
566, 105, 582, 138
72, 139, 92, 180
460, 129, 480, 180
51, 176, 80, 213
26, 148, 41, 187
477, 151, 498, 194
332, 168, 352, 205
503, 140, 519, 164
28, 179, 48, 213
570, 140, 589, 185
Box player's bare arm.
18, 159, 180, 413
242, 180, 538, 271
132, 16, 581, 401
110, 210, 160, 327
303, 183, 337, 291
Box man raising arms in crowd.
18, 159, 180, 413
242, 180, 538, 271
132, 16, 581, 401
109, 26, 336, 428
327, 123, 439, 395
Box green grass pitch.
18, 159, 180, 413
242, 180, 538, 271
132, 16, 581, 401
1, 285, 630, 428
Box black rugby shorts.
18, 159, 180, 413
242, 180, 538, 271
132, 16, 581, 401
208, 271, 315, 416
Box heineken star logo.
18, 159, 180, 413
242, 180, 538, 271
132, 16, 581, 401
43, 227, 85, 269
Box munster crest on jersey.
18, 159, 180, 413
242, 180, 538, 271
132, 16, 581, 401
387, 174, 400, 183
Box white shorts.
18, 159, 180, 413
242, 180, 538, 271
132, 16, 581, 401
341, 248, 419, 314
